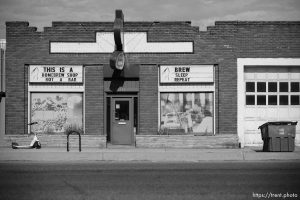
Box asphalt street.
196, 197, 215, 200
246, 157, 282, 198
0, 161, 300, 200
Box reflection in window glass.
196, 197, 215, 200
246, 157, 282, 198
31, 93, 83, 134
279, 95, 289, 105
268, 95, 277, 105
115, 101, 129, 120
291, 95, 300, 105
246, 95, 255, 105
280, 82, 289, 92
291, 82, 300, 92
246, 82, 255, 92
160, 93, 213, 135
268, 82, 277, 92
257, 95, 266, 105
257, 82, 266, 92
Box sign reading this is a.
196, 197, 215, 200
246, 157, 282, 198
29, 65, 83, 83
160, 65, 214, 83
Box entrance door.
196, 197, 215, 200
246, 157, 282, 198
111, 98, 133, 145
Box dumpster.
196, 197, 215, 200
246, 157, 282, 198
258, 121, 298, 152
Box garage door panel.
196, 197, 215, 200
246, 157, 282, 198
278, 108, 290, 120
257, 107, 268, 120
291, 73, 300, 79
267, 73, 278, 80
243, 65, 300, 146
245, 121, 256, 131
245, 107, 257, 119
245, 73, 300, 129
278, 73, 289, 79
289, 107, 300, 119
244, 73, 255, 80
245, 120, 265, 131
267, 107, 278, 120
244, 133, 263, 145
256, 73, 267, 79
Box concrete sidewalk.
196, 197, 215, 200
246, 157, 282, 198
0, 146, 300, 162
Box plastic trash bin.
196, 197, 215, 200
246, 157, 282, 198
258, 121, 297, 152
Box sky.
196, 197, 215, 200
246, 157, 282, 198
0, 0, 300, 39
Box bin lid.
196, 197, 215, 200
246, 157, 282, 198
258, 121, 298, 129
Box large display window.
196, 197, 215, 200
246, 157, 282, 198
31, 93, 83, 134
160, 92, 213, 135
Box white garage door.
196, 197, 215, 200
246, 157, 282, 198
244, 66, 300, 144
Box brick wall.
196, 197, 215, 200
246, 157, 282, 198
1, 135, 106, 148
5, 20, 300, 140
4, 62, 27, 135
136, 134, 239, 148
139, 64, 158, 135
210, 21, 300, 135
85, 65, 104, 135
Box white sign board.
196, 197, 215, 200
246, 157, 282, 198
50, 32, 193, 53
160, 65, 214, 83
29, 65, 83, 83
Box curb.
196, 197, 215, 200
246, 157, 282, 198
0, 148, 300, 162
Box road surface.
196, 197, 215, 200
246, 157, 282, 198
0, 161, 299, 200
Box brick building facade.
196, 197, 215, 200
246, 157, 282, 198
1, 17, 300, 148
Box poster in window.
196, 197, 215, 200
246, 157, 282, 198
160, 92, 213, 135
31, 93, 83, 134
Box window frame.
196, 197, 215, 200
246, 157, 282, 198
245, 81, 300, 106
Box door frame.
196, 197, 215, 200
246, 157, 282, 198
104, 93, 138, 145
111, 97, 133, 144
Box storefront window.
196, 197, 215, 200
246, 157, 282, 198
31, 93, 83, 134
160, 92, 213, 135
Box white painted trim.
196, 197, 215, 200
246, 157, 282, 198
213, 65, 216, 136
237, 58, 300, 148
159, 85, 215, 92
28, 85, 84, 92
51, 32, 193, 53
213, 89, 216, 136
27, 86, 30, 134
157, 68, 160, 132
83, 67, 86, 136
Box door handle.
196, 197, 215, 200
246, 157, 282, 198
118, 122, 126, 125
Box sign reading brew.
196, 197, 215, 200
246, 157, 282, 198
29, 65, 83, 83
160, 65, 214, 83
